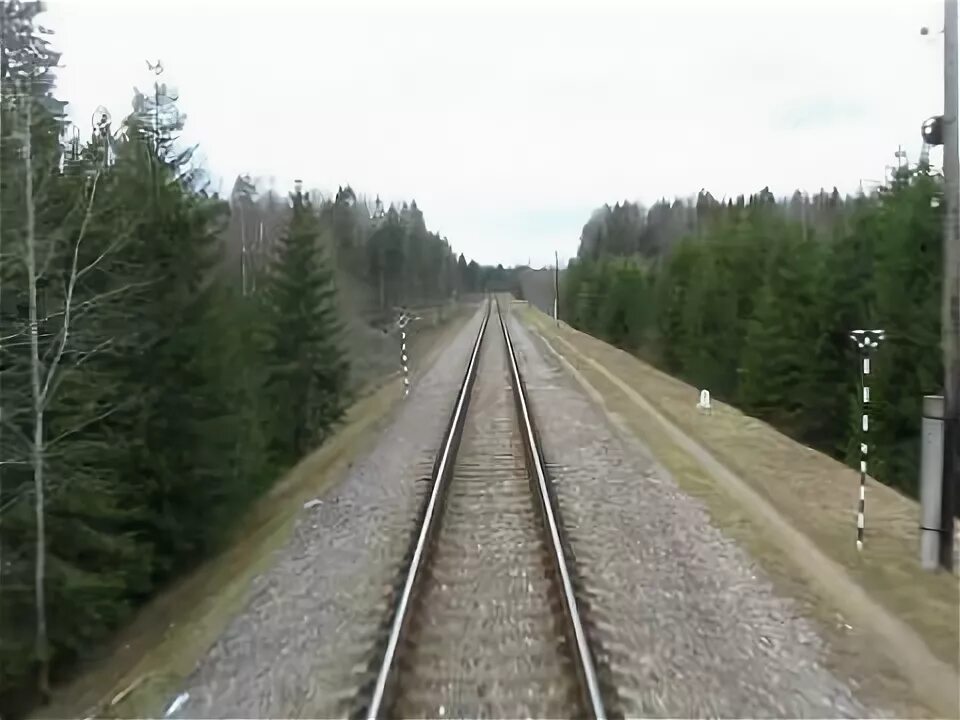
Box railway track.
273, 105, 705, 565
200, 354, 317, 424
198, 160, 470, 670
357, 297, 608, 719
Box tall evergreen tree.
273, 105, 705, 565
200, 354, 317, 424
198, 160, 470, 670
262, 188, 349, 465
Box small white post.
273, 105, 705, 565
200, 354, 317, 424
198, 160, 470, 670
697, 389, 712, 414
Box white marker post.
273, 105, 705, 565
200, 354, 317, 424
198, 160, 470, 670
697, 389, 712, 415
849, 329, 885, 551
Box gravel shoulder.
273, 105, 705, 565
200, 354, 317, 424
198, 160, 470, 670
172, 307, 486, 719
43, 305, 481, 720
505, 303, 885, 718
515, 302, 959, 719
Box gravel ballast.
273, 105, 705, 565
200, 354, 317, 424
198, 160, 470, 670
169, 301, 883, 718
506, 310, 880, 718
172, 309, 485, 719
393, 322, 581, 717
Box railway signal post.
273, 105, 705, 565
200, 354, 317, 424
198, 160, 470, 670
850, 328, 885, 551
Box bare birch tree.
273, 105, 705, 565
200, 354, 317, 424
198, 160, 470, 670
0, 5, 6, 678
17, 70, 107, 693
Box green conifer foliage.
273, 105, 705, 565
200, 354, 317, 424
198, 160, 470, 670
261, 190, 350, 466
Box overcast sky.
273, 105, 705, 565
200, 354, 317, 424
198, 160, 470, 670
45, 0, 950, 266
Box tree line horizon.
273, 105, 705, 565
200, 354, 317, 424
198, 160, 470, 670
561, 172, 942, 506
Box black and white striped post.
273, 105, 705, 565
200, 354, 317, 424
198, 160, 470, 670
394, 309, 420, 398
400, 328, 410, 398
850, 328, 886, 551
396, 311, 411, 397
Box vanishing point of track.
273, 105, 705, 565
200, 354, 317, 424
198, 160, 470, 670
357, 297, 608, 719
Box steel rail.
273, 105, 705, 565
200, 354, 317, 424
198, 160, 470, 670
365, 300, 490, 719
496, 297, 607, 720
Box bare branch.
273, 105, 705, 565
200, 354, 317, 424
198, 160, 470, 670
76, 279, 157, 312
0, 327, 32, 343
39, 185, 89, 279
77, 235, 125, 279
1, 411, 33, 448
46, 402, 124, 449
0, 492, 28, 517
41, 337, 117, 410
74, 337, 115, 367
39, 169, 100, 409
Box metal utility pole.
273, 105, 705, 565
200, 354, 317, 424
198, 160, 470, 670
941, 0, 959, 571
554, 251, 560, 326
240, 204, 248, 297
895, 145, 908, 170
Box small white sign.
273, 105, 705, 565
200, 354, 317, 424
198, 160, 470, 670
697, 389, 712, 414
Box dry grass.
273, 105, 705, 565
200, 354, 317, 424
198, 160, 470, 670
36, 308, 472, 720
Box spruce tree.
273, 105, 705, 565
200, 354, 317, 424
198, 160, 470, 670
262, 188, 349, 466
97, 89, 244, 578
737, 230, 820, 437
